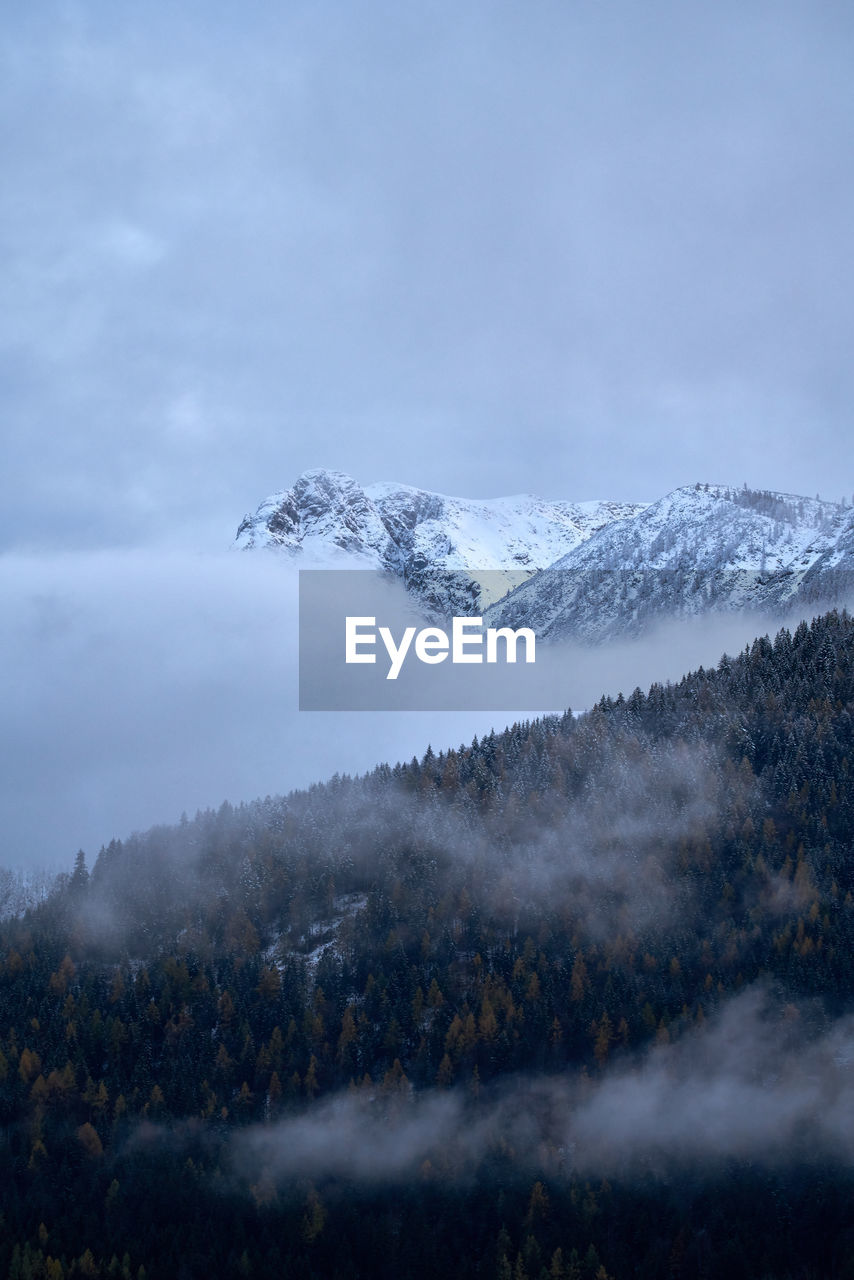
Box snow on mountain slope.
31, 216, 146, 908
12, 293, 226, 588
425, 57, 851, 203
484, 484, 854, 641
235, 469, 645, 609
236, 474, 854, 639
235, 470, 396, 566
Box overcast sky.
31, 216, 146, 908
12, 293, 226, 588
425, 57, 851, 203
3, 2, 854, 868
4, 0, 854, 554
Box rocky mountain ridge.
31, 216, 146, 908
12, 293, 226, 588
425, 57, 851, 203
236, 470, 854, 634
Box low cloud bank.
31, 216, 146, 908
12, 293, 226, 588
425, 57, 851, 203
232, 988, 854, 1187
0, 547, 835, 868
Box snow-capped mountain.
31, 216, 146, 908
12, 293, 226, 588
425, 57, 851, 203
236, 473, 854, 636
235, 469, 644, 611
484, 484, 854, 640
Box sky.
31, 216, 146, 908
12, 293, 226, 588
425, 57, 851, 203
2, 0, 854, 867
3, 0, 854, 555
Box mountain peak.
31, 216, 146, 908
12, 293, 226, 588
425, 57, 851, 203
234, 471, 646, 607
235, 473, 854, 631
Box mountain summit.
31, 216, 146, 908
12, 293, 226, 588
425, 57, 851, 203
235, 468, 644, 609
236, 472, 854, 633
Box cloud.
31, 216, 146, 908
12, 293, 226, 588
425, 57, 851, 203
230, 988, 854, 1190
567, 986, 854, 1172
476, 735, 725, 938
0, 550, 498, 867
237, 1089, 467, 1185
3, 2, 854, 552
0, 543, 831, 872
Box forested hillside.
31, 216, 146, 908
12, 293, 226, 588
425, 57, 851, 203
2, 611, 854, 1279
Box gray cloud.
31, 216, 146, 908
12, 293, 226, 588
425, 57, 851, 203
0, 545, 806, 871
3, 1, 854, 554
479, 737, 725, 939
0, 549, 498, 867
568, 986, 854, 1172
230, 987, 854, 1189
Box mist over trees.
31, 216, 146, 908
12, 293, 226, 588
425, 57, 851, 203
1, 610, 854, 1277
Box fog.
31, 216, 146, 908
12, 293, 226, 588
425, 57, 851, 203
4, 3, 854, 549
0, 549, 496, 868
1, 547, 832, 870
231, 987, 854, 1189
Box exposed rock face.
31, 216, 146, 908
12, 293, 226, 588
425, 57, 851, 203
235, 468, 644, 613
236, 472, 854, 636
